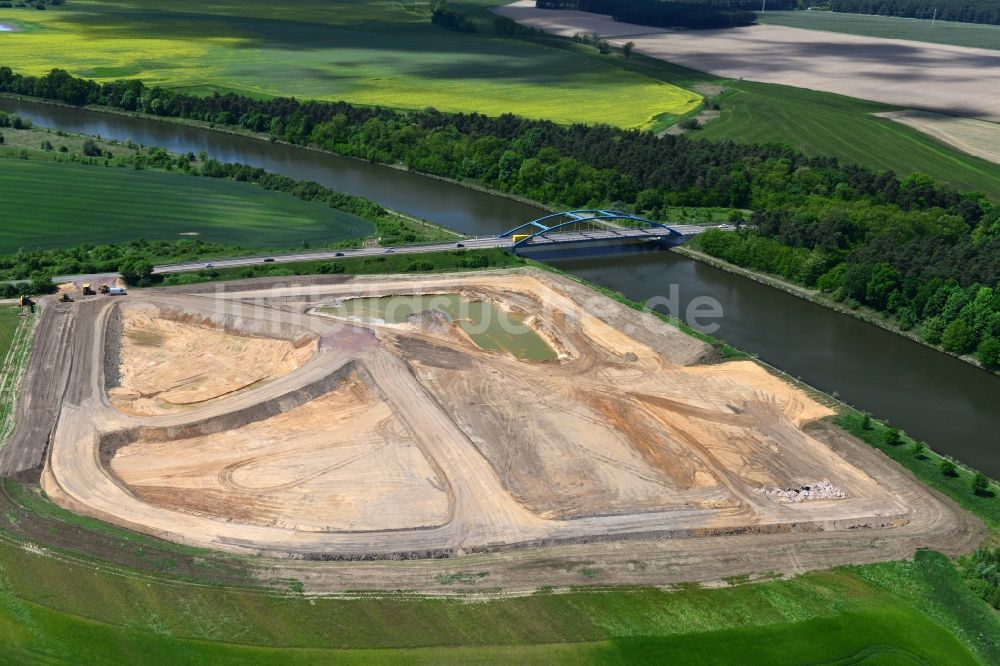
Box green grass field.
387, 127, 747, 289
0, 504, 993, 666
759, 10, 1000, 50
0, 156, 373, 254
3, 3, 997, 197
695, 81, 1000, 200
529, 42, 1000, 199
0, 0, 699, 127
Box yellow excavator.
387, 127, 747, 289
17, 295, 35, 315
82, 283, 96, 296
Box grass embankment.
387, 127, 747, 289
0, 157, 372, 254
838, 410, 999, 531
758, 10, 1000, 50
0, 491, 993, 666
0, 0, 698, 127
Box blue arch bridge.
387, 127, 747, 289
497, 210, 711, 254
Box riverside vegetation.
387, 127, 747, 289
2, 67, 995, 369
0, 112, 460, 294
827, 0, 1000, 25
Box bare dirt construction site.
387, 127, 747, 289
2, 269, 983, 591
496, 1, 1000, 122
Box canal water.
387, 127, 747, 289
3, 98, 997, 476
0, 99, 544, 233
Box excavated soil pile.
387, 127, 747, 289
112, 370, 449, 531
107, 304, 316, 415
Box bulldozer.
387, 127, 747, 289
18, 295, 35, 315
82, 283, 96, 296
58, 293, 75, 303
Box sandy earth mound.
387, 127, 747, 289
112, 371, 449, 531
108, 305, 316, 415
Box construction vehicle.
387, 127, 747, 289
17, 295, 35, 314
99, 284, 110, 295
58, 293, 75, 303
82, 283, 96, 296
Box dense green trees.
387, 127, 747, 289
1, 66, 996, 368
118, 257, 155, 286
977, 337, 1000, 370
0, 111, 31, 130
831, 0, 1000, 25
571, 0, 762, 29
972, 472, 991, 495
431, 3, 476, 32
539, 0, 798, 28
697, 226, 1000, 367
960, 546, 1000, 610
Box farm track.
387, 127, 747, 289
0, 303, 77, 477
0, 311, 37, 445
1, 270, 987, 592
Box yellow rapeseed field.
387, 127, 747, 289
0, 0, 701, 127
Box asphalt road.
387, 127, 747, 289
51, 225, 712, 285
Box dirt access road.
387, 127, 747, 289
496, 1, 1000, 121
1, 270, 985, 591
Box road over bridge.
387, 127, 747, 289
52, 212, 713, 285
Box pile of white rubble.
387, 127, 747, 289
758, 481, 847, 502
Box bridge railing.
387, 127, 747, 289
499, 210, 681, 248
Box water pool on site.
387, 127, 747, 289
322, 294, 557, 361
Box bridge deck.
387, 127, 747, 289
52, 224, 714, 284
522, 225, 706, 246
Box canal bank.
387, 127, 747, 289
672, 245, 995, 376
1, 97, 997, 478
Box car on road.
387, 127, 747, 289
718, 224, 731, 229
263, 257, 275, 263
334, 252, 344, 257
455, 242, 465, 248
203, 262, 215, 269
384, 248, 395, 254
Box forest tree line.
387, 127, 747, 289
830, 0, 1000, 25
540, 0, 1000, 25
537, 0, 782, 29
0, 66, 997, 367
